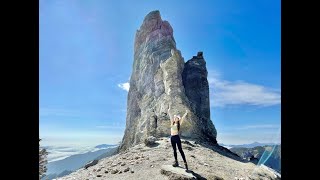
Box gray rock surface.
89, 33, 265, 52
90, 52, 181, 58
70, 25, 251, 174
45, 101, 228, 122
160, 165, 196, 179
119, 10, 217, 152
111, 169, 118, 174
144, 136, 157, 146
182, 52, 217, 143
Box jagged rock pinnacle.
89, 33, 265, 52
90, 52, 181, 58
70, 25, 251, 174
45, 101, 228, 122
120, 11, 217, 152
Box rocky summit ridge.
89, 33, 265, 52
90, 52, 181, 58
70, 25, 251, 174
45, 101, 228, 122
58, 138, 281, 180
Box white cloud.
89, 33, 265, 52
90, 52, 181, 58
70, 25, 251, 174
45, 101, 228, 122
208, 70, 281, 107
45, 145, 95, 162
118, 82, 130, 91
40, 129, 125, 142
116, 71, 280, 107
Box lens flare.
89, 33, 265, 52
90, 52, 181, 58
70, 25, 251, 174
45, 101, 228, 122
247, 126, 281, 178
257, 127, 280, 166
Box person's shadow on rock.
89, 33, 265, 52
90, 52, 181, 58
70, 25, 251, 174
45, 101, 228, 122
185, 169, 207, 180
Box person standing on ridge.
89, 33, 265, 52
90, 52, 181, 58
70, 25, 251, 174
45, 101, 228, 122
167, 104, 189, 172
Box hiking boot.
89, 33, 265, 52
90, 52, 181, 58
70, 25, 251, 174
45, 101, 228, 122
172, 160, 179, 167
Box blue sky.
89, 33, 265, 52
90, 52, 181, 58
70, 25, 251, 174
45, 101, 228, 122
40, 0, 281, 146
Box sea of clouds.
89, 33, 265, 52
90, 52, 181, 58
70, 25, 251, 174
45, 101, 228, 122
42, 145, 114, 163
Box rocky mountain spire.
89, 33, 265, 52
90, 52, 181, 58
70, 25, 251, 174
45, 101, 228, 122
119, 10, 217, 152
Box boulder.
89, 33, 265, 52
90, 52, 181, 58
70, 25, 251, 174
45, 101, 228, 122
144, 136, 156, 146
84, 159, 98, 169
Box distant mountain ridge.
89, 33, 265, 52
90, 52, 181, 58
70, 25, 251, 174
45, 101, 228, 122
229, 144, 281, 173
95, 144, 117, 149
219, 142, 279, 148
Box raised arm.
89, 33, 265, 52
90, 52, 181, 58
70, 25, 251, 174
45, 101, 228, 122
167, 104, 174, 124
180, 109, 189, 125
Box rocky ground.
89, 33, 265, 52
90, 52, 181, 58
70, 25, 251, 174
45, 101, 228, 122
58, 138, 281, 180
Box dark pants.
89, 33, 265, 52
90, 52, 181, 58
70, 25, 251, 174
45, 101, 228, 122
170, 135, 187, 163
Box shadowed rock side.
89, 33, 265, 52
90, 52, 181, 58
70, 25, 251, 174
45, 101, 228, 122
182, 52, 217, 143
119, 10, 217, 152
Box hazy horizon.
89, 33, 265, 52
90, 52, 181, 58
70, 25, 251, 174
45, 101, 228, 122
41, 136, 280, 163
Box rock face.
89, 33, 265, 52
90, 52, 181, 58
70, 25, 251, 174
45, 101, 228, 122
119, 10, 217, 152
182, 52, 216, 142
